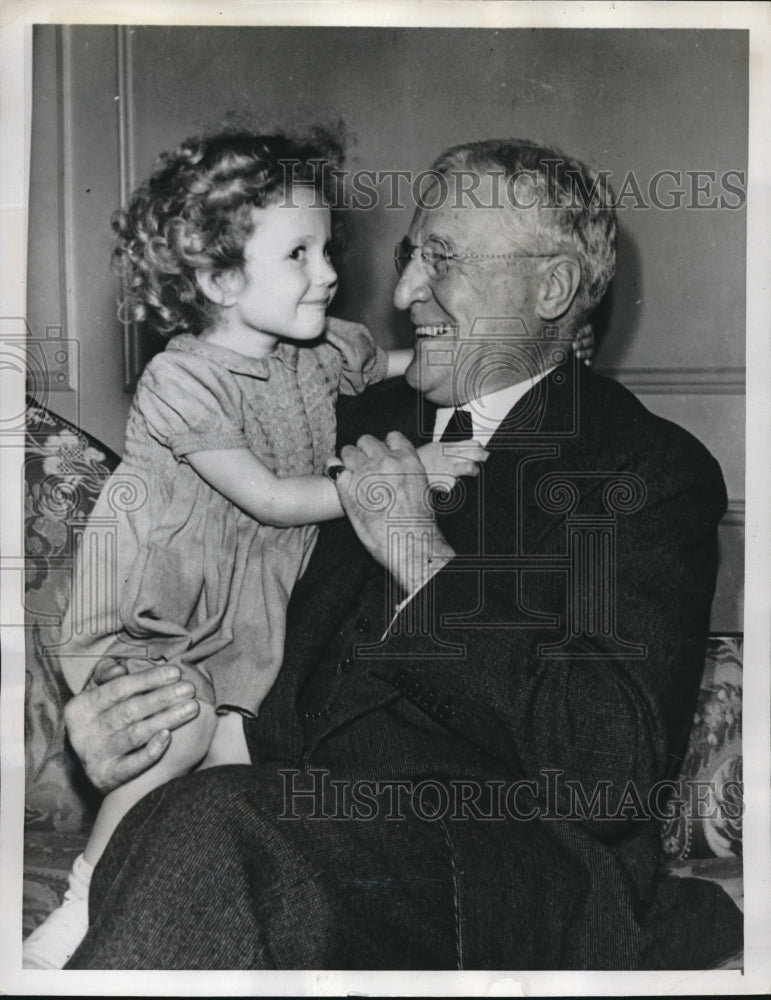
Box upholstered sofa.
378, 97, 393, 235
22, 398, 743, 962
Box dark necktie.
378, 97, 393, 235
432, 408, 474, 513
439, 407, 474, 442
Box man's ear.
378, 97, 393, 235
535, 257, 582, 321
195, 268, 242, 308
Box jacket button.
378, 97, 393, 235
356, 617, 371, 633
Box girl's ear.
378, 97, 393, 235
535, 256, 582, 322
195, 268, 242, 308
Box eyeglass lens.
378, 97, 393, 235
394, 237, 448, 278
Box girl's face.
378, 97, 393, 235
225, 185, 338, 352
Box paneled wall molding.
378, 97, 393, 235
595, 366, 745, 394
116, 26, 136, 210
52, 26, 77, 393
722, 499, 745, 527
116, 25, 141, 392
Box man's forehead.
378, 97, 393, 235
406, 167, 537, 247
408, 198, 530, 250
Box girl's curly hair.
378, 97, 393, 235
112, 127, 345, 338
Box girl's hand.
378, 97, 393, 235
573, 322, 595, 367
325, 316, 378, 375
417, 440, 489, 492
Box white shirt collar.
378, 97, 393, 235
432, 367, 554, 446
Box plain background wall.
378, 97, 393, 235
26, 25, 747, 629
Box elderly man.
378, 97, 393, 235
65, 139, 741, 969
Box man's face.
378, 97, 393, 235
394, 174, 545, 407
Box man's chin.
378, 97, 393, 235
404, 367, 453, 405
404, 364, 442, 400
404, 361, 419, 390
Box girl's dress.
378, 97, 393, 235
59, 333, 387, 715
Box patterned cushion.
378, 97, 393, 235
24, 398, 119, 833
661, 635, 743, 862
23, 829, 89, 937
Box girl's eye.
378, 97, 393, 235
289, 245, 307, 261
323, 242, 333, 261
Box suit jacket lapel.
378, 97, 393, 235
483, 360, 630, 557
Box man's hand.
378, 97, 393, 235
335, 431, 456, 595
63, 662, 200, 793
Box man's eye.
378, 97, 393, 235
289, 245, 307, 261
423, 240, 449, 264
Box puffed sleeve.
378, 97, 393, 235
313, 340, 390, 397
134, 351, 250, 459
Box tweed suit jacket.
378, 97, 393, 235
246, 359, 742, 969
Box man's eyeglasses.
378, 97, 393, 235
394, 235, 560, 281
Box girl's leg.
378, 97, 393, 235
22, 703, 217, 969
198, 710, 251, 769
84, 701, 218, 863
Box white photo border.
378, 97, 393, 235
1, 2, 769, 995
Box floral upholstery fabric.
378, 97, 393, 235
24, 399, 119, 834
23, 830, 88, 938
661, 635, 743, 862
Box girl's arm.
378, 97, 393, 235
189, 442, 490, 528
325, 318, 414, 384
385, 348, 415, 379
187, 447, 343, 527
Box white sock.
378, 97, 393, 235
23, 853, 94, 969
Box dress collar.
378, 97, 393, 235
166, 333, 299, 377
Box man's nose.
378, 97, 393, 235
393, 256, 431, 311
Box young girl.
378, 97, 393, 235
23, 129, 593, 968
